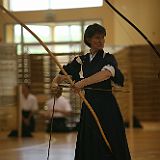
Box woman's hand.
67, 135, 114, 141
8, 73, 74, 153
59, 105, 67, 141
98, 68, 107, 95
51, 77, 59, 92
51, 74, 72, 94
51, 75, 66, 90
71, 80, 86, 93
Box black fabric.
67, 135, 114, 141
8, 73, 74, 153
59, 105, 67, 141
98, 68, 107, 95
124, 115, 143, 128
61, 50, 131, 160
59, 57, 81, 82
8, 110, 35, 137
22, 110, 35, 132
46, 117, 72, 133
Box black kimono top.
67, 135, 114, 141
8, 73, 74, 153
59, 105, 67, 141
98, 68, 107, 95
60, 49, 124, 91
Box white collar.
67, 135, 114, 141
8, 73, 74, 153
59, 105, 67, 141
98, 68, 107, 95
89, 51, 106, 61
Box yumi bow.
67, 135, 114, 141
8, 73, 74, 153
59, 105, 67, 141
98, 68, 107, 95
0, 5, 112, 151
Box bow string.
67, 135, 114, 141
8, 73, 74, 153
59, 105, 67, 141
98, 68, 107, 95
104, 0, 160, 58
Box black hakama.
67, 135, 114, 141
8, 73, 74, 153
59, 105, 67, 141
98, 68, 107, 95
61, 50, 131, 160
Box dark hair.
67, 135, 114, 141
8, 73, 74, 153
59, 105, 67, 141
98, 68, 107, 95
23, 83, 30, 89
84, 23, 106, 47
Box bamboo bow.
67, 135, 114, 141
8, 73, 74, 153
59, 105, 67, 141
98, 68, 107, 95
0, 5, 111, 151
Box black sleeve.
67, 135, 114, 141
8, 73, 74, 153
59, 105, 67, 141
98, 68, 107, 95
105, 54, 124, 86
59, 57, 81, 82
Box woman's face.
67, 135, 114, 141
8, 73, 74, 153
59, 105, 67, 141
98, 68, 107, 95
89, 33, 105, 50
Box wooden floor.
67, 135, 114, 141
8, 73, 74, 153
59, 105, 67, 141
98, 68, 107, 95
0, 122, 160, 160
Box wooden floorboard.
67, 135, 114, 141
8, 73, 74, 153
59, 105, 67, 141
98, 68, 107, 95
0, 123, 160, 160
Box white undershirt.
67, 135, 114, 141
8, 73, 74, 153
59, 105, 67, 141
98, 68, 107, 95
21, 94, 38, 111
46, 96, 72, 118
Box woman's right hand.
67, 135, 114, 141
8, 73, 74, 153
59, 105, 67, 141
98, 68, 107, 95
51, 76, 60, 92
51, 75, 70, 91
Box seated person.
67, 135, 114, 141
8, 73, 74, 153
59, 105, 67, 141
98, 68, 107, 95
43, 87, 73, 132
21, 84, 38, 136
8, 84, 38, 137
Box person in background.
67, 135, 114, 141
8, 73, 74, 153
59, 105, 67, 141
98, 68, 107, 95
21, 84, 38, 137
8, 84, 38, 137
43, 87, 73, 133
51, 23, 131, 160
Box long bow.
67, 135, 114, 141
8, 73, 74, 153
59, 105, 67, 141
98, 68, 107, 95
104, 0, 160, 58
0, 5, 111, 151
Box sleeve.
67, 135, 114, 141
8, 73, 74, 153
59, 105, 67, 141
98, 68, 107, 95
104, 54, 124, 86
101, 64, 115, 77
59, 56, 82, 82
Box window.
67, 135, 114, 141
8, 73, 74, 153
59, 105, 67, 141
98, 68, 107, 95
50, 0, 103, 10
14, 25, 21, 43
7, 0, 103, 11
14, 24, 52, 43
23, 25, 52, 43
54, 25, 82, 42
52, 44, 81, 53
24, 45, 47, 54
5, 20, 101, 54
23, 44, 81, 54
9, 0, 50, 11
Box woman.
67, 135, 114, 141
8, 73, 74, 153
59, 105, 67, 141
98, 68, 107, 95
52, 23, 131, 160
8, 84, 38, 137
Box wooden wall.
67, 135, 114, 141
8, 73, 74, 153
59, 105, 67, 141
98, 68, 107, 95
114, 45, 160, 121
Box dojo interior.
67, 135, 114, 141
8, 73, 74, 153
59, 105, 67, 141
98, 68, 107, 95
0, 0, 160, 160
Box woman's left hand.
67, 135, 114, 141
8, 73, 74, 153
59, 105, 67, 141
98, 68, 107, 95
71, 80, 85, 93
